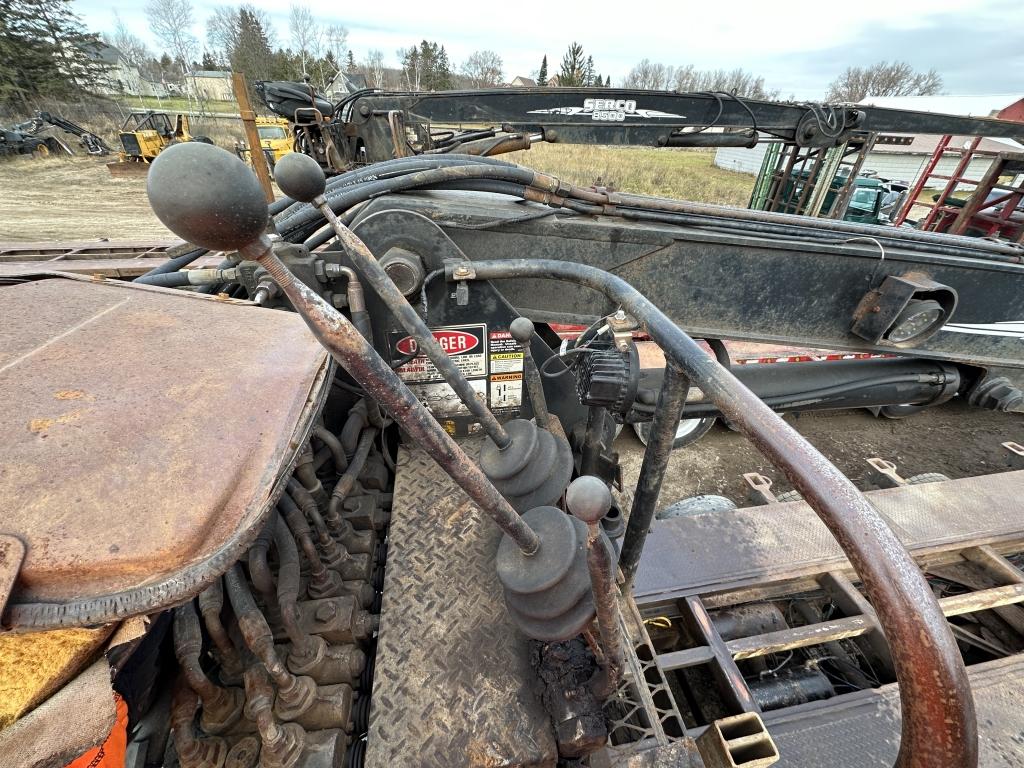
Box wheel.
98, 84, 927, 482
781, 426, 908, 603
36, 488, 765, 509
659, 494, 736, 519
190, 135, 215, 145
633, 416, 716, 449
774, 489, 803, 502
905, 472, 950, 485
876, 404, 926, 419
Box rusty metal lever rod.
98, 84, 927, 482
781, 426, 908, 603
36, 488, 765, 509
459, 258, 977, 768
619, 363, 689, 591
274, 151, 513, 450
145, 143, 538, 555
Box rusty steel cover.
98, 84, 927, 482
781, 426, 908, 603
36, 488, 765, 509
0, 276, 331, 630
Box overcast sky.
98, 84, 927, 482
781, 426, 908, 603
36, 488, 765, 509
75, 0, 1022, 99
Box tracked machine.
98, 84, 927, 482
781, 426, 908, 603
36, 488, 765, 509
2, 94, 1024, 768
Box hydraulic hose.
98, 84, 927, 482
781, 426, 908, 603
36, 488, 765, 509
460, 258, 976, 768
312, 425, 348, 473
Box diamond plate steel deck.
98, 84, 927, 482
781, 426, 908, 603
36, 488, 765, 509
366, 441, 556, 768
764, 655, 1024, 767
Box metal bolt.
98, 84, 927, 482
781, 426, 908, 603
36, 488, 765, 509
359, 104, 371, 116
613, 309, 626, 321
314, 601, 337, 622
453, 266, 470, 278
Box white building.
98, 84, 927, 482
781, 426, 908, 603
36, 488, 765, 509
188, 71, 235, 102
715, 94, 1024, 188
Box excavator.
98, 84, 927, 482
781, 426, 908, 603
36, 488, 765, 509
2, 91, 1024, 768
0, 111, 110, 158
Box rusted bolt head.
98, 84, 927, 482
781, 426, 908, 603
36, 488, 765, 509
509, 317, 535, 344
274, 152, 327, 204
314, 600, 337, 622
147, 142, 269, 252
566, 475, 612, 525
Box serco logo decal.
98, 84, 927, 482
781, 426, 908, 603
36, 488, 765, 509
396, 330, 479, 356
527, 98, 685, 122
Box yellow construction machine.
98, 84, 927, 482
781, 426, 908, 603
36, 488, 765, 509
106, 111, 212, 176
234, 116, 293, 177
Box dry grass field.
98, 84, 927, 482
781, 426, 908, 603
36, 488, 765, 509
0, 144, 754, 242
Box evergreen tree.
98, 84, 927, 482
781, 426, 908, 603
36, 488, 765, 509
559, 42, 586, 87
346, 49, 357, 73
584, 55, 594, 86
434, 45, 452, 90
229, 7, 273, 79
0, 0, 110, 108
605, 75, 611, 87
538, 55, 547, 86
200, 50, 219, 70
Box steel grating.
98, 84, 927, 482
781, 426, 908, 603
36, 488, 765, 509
763, 656, 1024, 767
366, 441, 556, 768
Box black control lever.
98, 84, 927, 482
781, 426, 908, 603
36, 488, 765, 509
272, 152, 572, 512
145, 142, 538, 555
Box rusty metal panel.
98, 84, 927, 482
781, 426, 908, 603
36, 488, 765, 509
367, 441, 556, 768
0, 277, 331, 629
763, 656, 1024, 767
633, 472, 1024, 604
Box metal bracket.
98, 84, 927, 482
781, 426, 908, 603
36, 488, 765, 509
742, 473, 777, 505
866, 457, 907, 488
1003, 441, 1024, 470
696, 711, 779, 767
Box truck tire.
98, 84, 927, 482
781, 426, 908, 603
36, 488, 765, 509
633, 416, 716, 449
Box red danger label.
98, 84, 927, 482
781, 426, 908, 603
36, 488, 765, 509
396, 330, 480, 356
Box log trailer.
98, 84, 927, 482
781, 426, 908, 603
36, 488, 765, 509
2, 95, 1024, 768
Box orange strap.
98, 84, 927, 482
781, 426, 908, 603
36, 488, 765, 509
65, 694, 128, 768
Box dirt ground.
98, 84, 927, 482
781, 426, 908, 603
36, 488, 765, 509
616, 400, 1024, 509
0, 155, 171, 241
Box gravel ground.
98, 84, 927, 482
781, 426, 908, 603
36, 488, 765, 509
616, 400, 1024, 511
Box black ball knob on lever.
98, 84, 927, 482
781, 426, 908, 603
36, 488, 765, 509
147, 141, 271, 254
145, 141, 544, 559
273, 151, 329, 206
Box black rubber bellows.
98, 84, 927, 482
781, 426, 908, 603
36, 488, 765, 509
479, 419, 574, 512
495, 505, 609, 642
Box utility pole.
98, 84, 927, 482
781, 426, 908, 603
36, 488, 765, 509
232, 72, 274, 202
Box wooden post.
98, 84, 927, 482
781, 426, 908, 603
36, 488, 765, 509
232, 72, 274, 203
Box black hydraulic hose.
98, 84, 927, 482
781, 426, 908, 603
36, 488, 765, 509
617, 207, 1023, 264
135, 271, 193, 287
277, 164, 555, 242
459, 257, 975, 768
630, 373, 949, 417
272, 513, 311, 654
328, 427, 377, 522
610, 191, 1024, 259
313, 425, 348, 473
135, 247, 207, 279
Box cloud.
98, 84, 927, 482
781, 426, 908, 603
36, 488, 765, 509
75, 0, 1023, 96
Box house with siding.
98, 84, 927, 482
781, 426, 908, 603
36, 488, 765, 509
188, 71, 235, 102
715, 94, 1024, 188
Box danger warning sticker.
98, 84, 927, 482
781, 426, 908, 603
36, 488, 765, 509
392, 324, 487, 385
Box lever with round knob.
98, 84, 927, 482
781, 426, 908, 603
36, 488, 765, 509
275, 152, 573, 512
146, 142, 539, 555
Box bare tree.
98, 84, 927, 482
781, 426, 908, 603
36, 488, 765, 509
365, 49, 385, 89
622, 59, 672, 90
206, 6, 239, 59
325, 24, 349, 72
459, 50, 503, 88
145, 0, 200, 105
105, 11, 151, 68
288, 3, 318, 77
826, 61, 942, 102
668, 64, 779, 99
